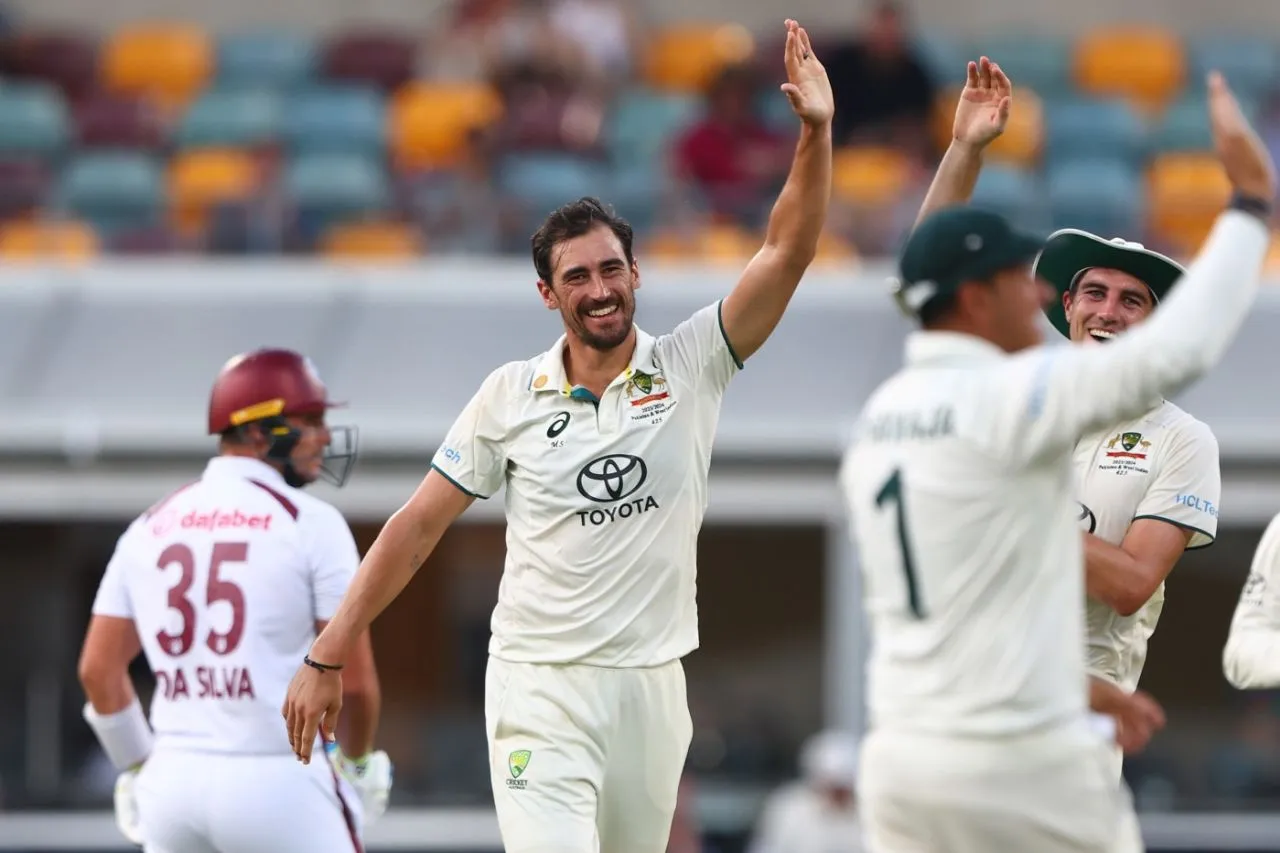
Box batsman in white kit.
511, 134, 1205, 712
840, 71, 1273, 853
76, 348, 392, 852
922, 55, 1222, 777
283, 19, 833, 853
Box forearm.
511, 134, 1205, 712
1083, 533, 1148, 616
338, 688, 380, 757
763, 121, 832, 261
1224, 627, 1280, 689
312, 510, 441, 664
81, 670, 138, 716
913, 140, 984, 228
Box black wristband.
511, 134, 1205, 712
1228, 191, 1272, 220
304, 655, 344, 673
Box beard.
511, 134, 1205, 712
570, 297, 635, 351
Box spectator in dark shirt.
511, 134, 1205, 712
824, 1, 935, 160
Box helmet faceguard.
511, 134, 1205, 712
251, 415, 359, 489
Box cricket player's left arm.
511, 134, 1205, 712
1085, 422, 1220, 616
720, 21, 832, 364
1224, 513, 1280, 689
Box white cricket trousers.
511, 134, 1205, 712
134, 747, 365, 853
485, 656, 693, 853
858, 723, 1145, 853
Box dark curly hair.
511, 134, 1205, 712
530, 197, 635, 283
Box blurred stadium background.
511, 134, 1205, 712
2, 0, 1280, 850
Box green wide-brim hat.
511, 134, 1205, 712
1033, 229, 1186, 338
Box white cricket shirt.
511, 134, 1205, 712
431, 301, 741, 668
91, 456, 361, 755
1074, 401, 1220, 691
1224, 511, 1280, 689
840, 210, 1268, 739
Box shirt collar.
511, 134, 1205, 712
203, 455, 289, 488
904, 330, 1013, 368
529, 326, 660, 396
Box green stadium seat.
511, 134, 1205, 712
176, 88, 282, 149
969, 163, 1049, 230
913, 32, 966, 87
57, 150, 165, 234
0, 83, 69, 158
1187, 34, 1280, 103
216, 30, 317, 91
968, 34, 1072, 97
1046, 97, 1147, 166
1047, 157, 1144, 236
606, 88, 702, 165
284, 152, 390, 244
282, 85, 386, 156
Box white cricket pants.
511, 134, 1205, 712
485, 656, 693, 853
858, 723, 1145, 853
134, 747, 365, 853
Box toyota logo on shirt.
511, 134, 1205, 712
576, 454, 648, 503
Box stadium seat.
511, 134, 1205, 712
833, 146, 912, 206
498, 154, 611, 228
968, 34, 1071, 97
389, 82, 503, 171
969, 163, 1047, 229
1151, 96, 1217, 154
931, 86, 1044, 167
1046, 157, 1144, 237
812, 230, 859, 266
606, 88, 702, 166
0, 219, 99, 259
1045, 97, 1146, 166
176, 88, 282, 150
1186, 34, 1280, 104
283, 152, 390, 242
647, 222, 760, 263
319, 220, 423, 259
283, 85, 386, 156
109, 224, 186, 254
57, 151, 166, 234
0, 84, 69, 158
1073, 26, 1185, 113
2, 30, 98, 99
913, 32, 967, 87
0, 159, 50, 218
169, 148, 260, 235
643, 24, 756, 93
101, 23, 214, 113
320, 30, 416, 92
1146, 152, 1231, 255
73, 93, 164, 150
216, 30, 317, 91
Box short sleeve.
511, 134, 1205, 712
1134, 420, 1221, 549
304, 504, 361, 621
430, 367, 510, 499
656, 300, 743, 399
91, 531, 137, 619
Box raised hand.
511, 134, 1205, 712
1208, 70, 1276, 204
953, 56, 1012, 149
780, 19, 834, 127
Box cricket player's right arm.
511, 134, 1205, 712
984, 207, 1269, 466
309, 367, 510, 667
1223, 514, 1280, 689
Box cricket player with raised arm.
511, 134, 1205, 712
840, 70, 1273, 852
76, 349, 391, 853
1222, 512, 1280, 689
920, 57, 1223, 777
282, 18, 832, 853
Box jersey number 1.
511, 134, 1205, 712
156, 541, 248, 657
875, 469, 925, 619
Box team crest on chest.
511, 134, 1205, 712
625, 369, 676, 424
1099, 431, 1154, 476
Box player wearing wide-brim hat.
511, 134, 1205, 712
1035, 229, 1186, 339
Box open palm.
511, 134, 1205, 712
780, 19, 834, 127
954, 56, 1011, 147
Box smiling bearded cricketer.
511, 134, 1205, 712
1035, 231, 1221, 777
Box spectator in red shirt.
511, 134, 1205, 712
675, 64, 790, 227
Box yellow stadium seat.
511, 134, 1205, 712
813, 230, 859, 267
1074, 26, 1185, 113
930, 86, 1044, 166
389, 82, 503, 171
168, 148, 259, 235
643, 24, 756, 93
1146, 152, 1231, 255
833, 146, 912, 206
643, 222, 758, 263
320, 221, 423, 259
102, 23, 213, 113
0, 219, 99, 260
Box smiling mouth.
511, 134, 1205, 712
1088, 329, 1117, 342
585, 304, 619, 318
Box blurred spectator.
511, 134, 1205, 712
746, 730, 866, 853
548, 0, 646, 91
410, 128, 514, 253
824, 1, 935, 160
674, 64, 790, 228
